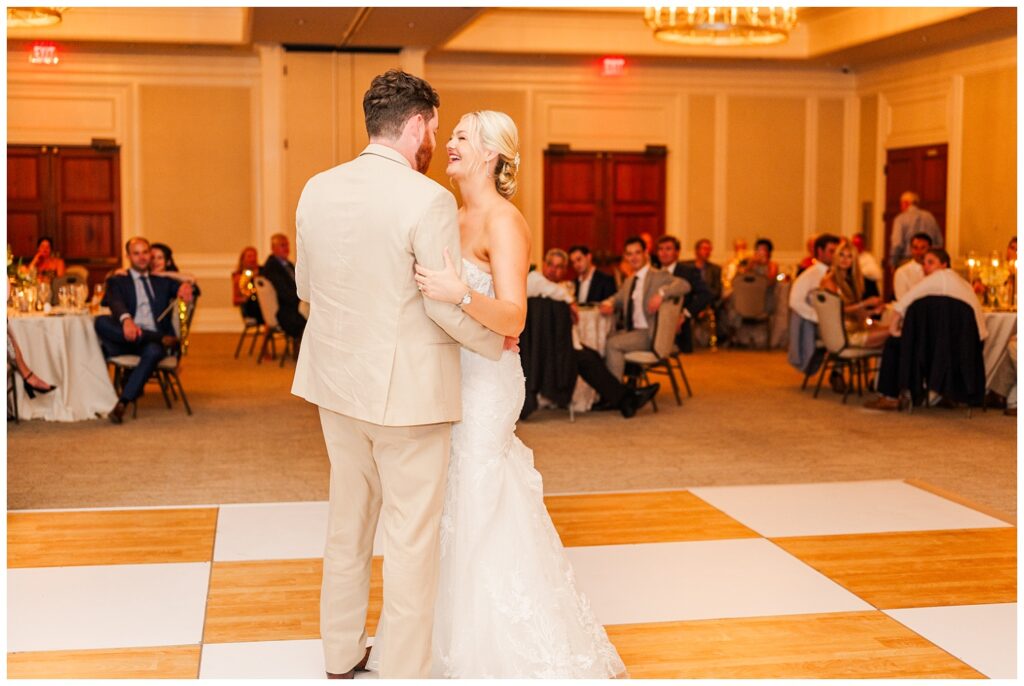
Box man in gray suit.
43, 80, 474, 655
599, 236, 689, 379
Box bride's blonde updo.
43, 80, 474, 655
466, 110, 520, 200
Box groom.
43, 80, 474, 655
291, 70, 504, 679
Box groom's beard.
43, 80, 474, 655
414, 137, 433, 174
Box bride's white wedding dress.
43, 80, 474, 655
370, 259, 626, 679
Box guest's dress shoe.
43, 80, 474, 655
590, 399, 618, 412
620, 383, 660, 418
326, 647, 371, 679
22, 372, 56, 399
109, 400, 128, 424
863, 395, 901, 411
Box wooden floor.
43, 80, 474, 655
7, 480, 1016, 679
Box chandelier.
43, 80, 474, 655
644, 6, 798, 46
7, 7, 66, 28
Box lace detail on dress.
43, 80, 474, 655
371, 259, 625, 679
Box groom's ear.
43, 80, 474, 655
402, 113, 425, 143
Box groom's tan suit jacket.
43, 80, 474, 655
291, 143, 503, 424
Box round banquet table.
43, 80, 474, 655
8, 311, 118, 422
983, 310, 1017, 384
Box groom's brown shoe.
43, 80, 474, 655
326, 648, 371, 679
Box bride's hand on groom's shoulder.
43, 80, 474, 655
415, 247, 467, 304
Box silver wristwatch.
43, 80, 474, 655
458, 290, 472, 307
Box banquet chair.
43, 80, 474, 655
107, 299, 196, 417
668, 346, 694, 398
808, 289, 882, 404
65, 265, 90, 283
154, 299, 196, 416
730, 274, 772, 349
624, 297, 685, 410
253, 276, 298, 367
896, 296, 985, 416
234, 313, 262, 359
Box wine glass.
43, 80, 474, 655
38, 281, 51, 308
57, 285, 69, 309
76, 283, 89, 311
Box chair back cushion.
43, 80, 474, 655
809, 288, 848, 353
253, 276, 280, 328
652, 297, 684, 359
731, 274, 769, 318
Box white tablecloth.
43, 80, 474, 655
570, 307, 615, 412
983, 311, 1017, 383
8, 312, 117, 421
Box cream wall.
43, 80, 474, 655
425, 57, 855, 266
856, 36, 1016, 263
7, 34, 1015, 330
7, 50, 262, 332
960, 66, 1016, 256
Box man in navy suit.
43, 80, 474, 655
656, 236, 713, 353
262, 232, 306, 340
95, 237, 195, 423
568, 245, 617, 304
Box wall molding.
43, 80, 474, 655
7, 50, 263, 254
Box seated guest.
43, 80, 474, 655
599, 236, 689, 379
819, 238, 887, 348
150, 242, 199, 300
852, 232, 883, 282
262, 232, 306, 340
655, 235, 713, 353
95, 237, 195, 424
26, 236, 65, 282
681, 238, 723, 305
742, 238, 780, 281
527, 251, 658, 418
787, 233, 839, 374
892, 232, 932, 299
865, 248, 986, 411
569, 245, 617, 304
723, 238, 750, 288
528, 248, 577, 320
232, 246, 263, 324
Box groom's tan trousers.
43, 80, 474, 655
318, 406, 450, 679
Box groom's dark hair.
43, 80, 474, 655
363, 69, 440, 140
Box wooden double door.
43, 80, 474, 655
543, 148, 667, 270
8, 144, 122, 286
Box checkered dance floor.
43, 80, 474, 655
6, 479, 1016, 678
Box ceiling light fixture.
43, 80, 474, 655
7, 7, 66, 29
644, 6, 798, 46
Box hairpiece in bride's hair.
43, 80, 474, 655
513, 153, 521, 168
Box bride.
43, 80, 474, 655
369, 110, 626, 679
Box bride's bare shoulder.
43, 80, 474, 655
484, 198, 529, 241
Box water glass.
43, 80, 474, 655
57, 285, 69, 309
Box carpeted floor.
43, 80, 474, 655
6, 333, 1017, 517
